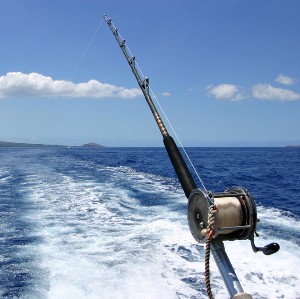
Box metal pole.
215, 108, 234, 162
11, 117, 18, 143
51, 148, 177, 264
211, 240, 253, 299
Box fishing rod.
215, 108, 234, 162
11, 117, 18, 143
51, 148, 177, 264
103, 15, 279, 299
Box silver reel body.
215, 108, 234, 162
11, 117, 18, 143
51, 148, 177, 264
188, 187, 257, 243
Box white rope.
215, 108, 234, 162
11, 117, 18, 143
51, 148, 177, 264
69, 18, 104, 80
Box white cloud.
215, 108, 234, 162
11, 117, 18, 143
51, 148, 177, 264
161, 92, 171, 97
207, 83, 244, 101
0, 72, 142, 99
275, 74, 295, 86
252, 83, 300, 102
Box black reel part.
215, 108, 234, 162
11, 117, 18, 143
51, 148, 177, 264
187, 189, 210, 243
251, 238, 280, 255
230, 188, 280, 255
224, 186, 257, 241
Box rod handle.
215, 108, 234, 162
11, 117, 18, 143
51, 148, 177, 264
163, 135, 197, 198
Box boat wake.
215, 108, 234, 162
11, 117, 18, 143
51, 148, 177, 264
0, 148, 299, 298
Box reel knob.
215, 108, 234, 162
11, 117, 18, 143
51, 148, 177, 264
262, 243, 280, 255
251, 239, 280, 255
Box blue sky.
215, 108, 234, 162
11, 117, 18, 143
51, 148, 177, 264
0, 0, 299, 146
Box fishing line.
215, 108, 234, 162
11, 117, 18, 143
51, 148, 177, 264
124, 45, 145, 79
149, 86, 207, 192
107, 17, 207, 191
69, 18, 105, 81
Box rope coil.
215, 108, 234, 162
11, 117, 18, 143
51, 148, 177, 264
204, 204, 217, 299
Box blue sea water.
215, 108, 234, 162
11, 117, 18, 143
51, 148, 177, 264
0, 147, 299, 298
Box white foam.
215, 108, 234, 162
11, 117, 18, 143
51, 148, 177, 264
257, 205, 300, 234
0, 169, 12, 182
12, 161, 300, 299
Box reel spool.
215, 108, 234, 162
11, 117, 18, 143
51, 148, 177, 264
188, 187, 257, 243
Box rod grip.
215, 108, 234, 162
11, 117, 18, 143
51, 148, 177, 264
163, 135, 197, 198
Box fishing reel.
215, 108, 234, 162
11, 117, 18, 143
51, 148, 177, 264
188, 187, 280, 255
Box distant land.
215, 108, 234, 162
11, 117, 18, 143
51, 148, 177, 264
0, 141, 104, 148
81, 143, 104, 148
0, 140, 61, 148
0, 140, 298, 148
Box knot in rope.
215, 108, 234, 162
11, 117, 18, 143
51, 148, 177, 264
201, 204, 218, 237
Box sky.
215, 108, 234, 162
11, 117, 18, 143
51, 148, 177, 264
0, 0, 299, 147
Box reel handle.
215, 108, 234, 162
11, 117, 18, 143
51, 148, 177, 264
251, 238, 280, 255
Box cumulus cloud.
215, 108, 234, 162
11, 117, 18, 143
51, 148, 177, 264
207, 83, 244, 101
0, 72, 142, 99
161, 92, 171, 97
252, 83, 300, 102
275, 74, 295, 86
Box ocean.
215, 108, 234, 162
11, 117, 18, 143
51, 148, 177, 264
0, 147, 299, 298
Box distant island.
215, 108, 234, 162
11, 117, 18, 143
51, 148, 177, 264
286, 145, 300, 148
0, 140, 104, 148
0, 140, 61, 148
81, 143, 104, 148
